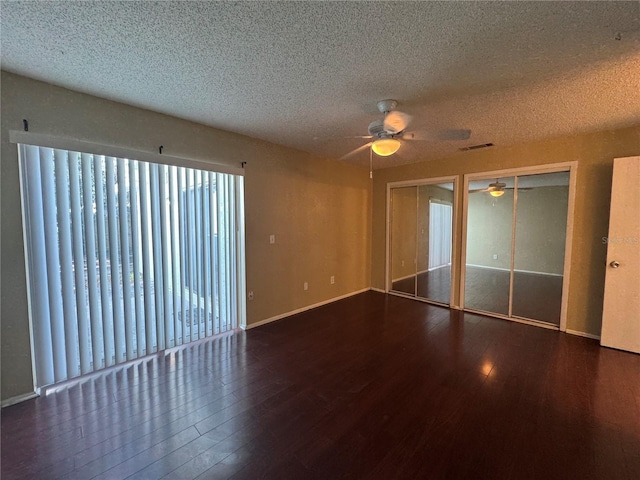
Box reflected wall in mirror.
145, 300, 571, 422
389, 182, 454, 304
390, 186, 417, 295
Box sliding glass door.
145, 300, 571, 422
19, 143, 246, 388
463, 171, 569, 326
388, 180, 455, 305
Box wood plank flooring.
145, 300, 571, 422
2, 291, 640, 479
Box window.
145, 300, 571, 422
18, 143, 246, 388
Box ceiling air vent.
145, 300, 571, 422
459, 143, 494, 152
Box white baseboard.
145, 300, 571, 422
1, 391, 39, 408
565, 329, 601, 340
466, 264, 563, 277
243, 288, 371, 330
370, 287, 386, 293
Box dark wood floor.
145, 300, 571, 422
2, 291, 639, 479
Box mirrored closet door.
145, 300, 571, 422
463, 171, 570, 326
390, 186, 417, 296
511, 173, 569, 323
389, 180, 455, 305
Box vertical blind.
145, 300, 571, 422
19, 144, 245, 389
428, 201, 453, 270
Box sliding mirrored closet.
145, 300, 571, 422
388, 179, 456, 305
386, 165, 575, 330
462, 170, 572, 326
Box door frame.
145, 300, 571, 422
386, 175, 459, 306
459, 161, 578, 331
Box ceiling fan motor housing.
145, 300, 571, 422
368, 119, 387, 138
377, 99, 398, 114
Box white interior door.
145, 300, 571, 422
601, 156, 640, 353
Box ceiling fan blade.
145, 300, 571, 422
314, 135, 372, 140
469, 188, 490, 193
339, 142, 372, 161
383, 111, 411, 134
403, 129, 471, 141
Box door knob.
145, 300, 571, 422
609, 260, 620, 268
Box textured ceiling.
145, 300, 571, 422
2, 1, 639, 169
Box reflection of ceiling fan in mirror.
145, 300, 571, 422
470, 179, 532, 197
338, 99, 471, 160
471, 180, 508, 197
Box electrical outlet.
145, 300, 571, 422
401, 260, 405, 267
304, 282, 308, 291
493, 254, 498, 260
330, 275, 335, 285
248, 291, 254, 301
269, 234, 276, 244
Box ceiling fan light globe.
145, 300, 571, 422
490, 190, 505, 197
371, 138, 401, 156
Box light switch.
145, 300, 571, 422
269, 234, 275, 244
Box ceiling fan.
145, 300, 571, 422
470, 180, 509, 197
339, 99, 471, 160
469, 179, 532, 197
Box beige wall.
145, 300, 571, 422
0, 71, 371, 401
372, 125, 640, 336
244, 147, 371, 321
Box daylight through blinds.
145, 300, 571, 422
19, 144, 245, 388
